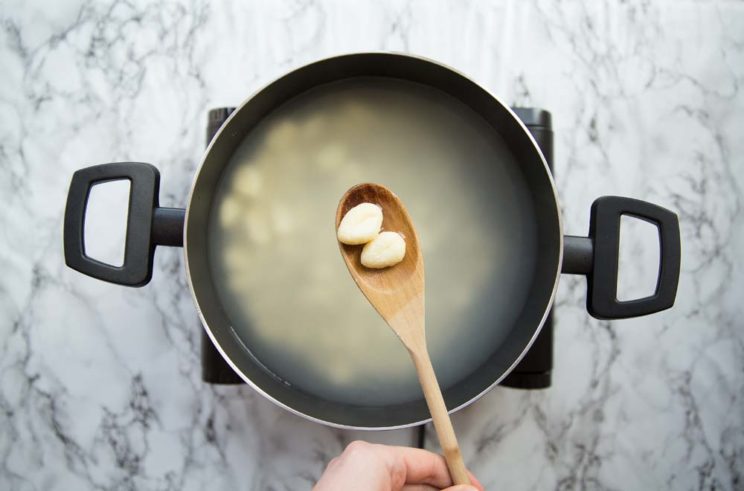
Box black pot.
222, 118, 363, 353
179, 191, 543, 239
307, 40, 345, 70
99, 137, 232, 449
64, 53, 680, 429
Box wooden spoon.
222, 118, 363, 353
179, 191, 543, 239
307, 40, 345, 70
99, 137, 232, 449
335, 183, 471, 486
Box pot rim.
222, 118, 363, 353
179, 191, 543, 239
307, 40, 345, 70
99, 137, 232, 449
183, 51, 564, 430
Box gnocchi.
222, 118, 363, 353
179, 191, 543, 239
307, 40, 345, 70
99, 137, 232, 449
361, 231, 406, 269
336, 203, 383, 245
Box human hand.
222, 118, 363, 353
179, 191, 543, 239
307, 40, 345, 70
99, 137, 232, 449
313, 441, 484, 491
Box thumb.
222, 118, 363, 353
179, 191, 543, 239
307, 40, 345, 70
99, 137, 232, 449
444, 486, 480, 491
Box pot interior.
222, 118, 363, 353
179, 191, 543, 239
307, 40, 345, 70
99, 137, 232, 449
185, 54, 561, 428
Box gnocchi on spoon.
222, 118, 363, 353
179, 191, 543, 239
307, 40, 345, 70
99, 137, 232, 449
335, 183, 471, 486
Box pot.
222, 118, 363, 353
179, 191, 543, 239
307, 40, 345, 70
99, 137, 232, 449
63, 53, 680, 429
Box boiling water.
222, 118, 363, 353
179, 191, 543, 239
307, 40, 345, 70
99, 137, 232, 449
208, 78, 537, 406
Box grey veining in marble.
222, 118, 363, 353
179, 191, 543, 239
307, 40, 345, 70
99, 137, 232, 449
1, 0, 742, 489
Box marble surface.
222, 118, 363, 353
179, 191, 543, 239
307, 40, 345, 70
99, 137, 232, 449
1, 0, 742, 489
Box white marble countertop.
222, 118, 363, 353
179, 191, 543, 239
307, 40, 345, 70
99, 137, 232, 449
1, 1, 742, 489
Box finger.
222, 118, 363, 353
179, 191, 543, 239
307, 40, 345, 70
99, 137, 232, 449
465, 471, 485, 491
315, 441, 388, 490
382, 445, 457, 488
384, 446, 485, 490
443, 486, 481, 491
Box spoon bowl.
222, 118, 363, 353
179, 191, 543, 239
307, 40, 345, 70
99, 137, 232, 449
335, 183, 471, 486
336, 184, 421, 291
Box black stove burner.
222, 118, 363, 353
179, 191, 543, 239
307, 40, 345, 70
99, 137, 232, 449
501, 108, 554, 390
200, 106, 555, 390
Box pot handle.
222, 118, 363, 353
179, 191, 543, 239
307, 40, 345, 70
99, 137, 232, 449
562, 196, 681, 319
63, 162, 184, 287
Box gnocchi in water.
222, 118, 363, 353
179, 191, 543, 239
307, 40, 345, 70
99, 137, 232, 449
337, 202, 406, 269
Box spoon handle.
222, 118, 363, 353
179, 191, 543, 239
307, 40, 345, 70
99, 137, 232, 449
411, 349, 471, 485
